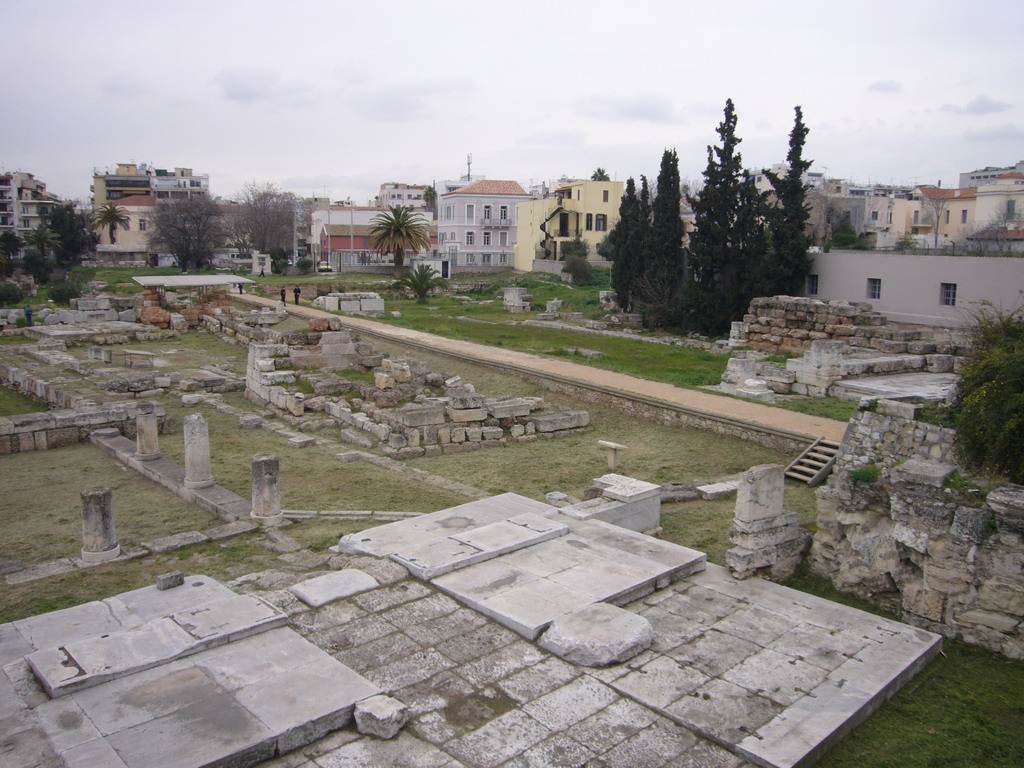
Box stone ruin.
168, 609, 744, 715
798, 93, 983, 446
725, 464, 808, 580
813, 399, 1024, 659
734, 295, 971, 355
140, 284, 236, 330
502, 286, 532, 313
311, 292, 385, 316
1, 296, 136, 332
721, 338, 962, 402
244, 330, 589, 457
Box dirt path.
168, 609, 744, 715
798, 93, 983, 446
238, 295, 848, 443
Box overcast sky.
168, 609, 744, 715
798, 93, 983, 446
3, 0, 1021, 204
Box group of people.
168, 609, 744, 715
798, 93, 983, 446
280, 287, 301, 305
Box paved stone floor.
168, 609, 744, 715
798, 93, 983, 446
831, 372, 958, 402
1, 515, 941, 768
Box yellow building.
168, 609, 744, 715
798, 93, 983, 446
514, 179, 623, 271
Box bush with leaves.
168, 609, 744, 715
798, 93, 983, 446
21, 248, 53, 284
296, 258, 313, 274
0, 281, 25, 307
561, 255, 593, 286
955, 301, 1024, 483
46, 281, 84, 306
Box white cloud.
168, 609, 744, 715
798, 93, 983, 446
214, 69, 311, 108
963, 123, 1024, 142
577, 94, 677, 124
867, 80, 902, 93
942, 94, 1012, 115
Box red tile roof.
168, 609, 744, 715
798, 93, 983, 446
917, 186, 976, 200
998, 172, 1024, 180
441, 180, 528, 197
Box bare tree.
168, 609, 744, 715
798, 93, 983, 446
917, 187, 951, 250
235, 182, 297, 254
148, 197, 223, 272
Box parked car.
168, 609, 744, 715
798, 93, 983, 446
317, 262, 332, 273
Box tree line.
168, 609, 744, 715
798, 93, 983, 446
607, 100, 811, 336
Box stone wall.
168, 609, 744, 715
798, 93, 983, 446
0, 401, 170, 454
737, 296, 971, 355
812, 401, 1023, 659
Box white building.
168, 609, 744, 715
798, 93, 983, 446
0, 171, 60, 247
437, 180, 530, 269
959, 161, 1024, 188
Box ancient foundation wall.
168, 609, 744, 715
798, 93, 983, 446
0, 401, 170, 454
737, 296, 970, 355
812, 402, 1023, 659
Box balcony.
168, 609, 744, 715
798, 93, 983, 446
480, 217, 512, 227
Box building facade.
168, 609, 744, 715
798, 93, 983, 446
437, 180, 530, 269
514, 179, 623, 271
92, 163, 209, 205
93, 195, 155, 262
959, 161, 1024, 188
0, 171, 59, 246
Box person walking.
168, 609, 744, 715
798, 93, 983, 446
293, 286, 301, 305
24, 305, 33, 327
280, 288, 286, 304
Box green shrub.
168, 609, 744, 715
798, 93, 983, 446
849, 464, 880, 484
561, 255, 593, 286
955, 302, 1024, 483
46, 281, 83, 306
0, 281, 25, 306
296, 258, 313, 275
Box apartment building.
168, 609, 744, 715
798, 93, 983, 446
437, 180, 530, 269
92, 163, 209, 205
514, 179, 623, 271
0, 171, 60, 246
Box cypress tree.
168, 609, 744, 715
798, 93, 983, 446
763, 106, 812, 296
684, 99, 768, 335
609, 177, 639, 311
636, 150, 683, 327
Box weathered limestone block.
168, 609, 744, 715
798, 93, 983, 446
354, 695, 408, 739
448, 407, 486, 423
987, 484, 1024, 535
539, 604, 653, 666
891, 460, 957, 489
251, 453, 283, 525
531, 410, 589, 433
395, 404, 446, 428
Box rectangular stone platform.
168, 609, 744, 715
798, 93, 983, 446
336, 493, 707, 640
2, 577, 380, 768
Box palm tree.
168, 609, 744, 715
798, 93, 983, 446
25, 225, 60, 260
369, 205, 431, 274
423, 185, 437, 217
591, 168, 610, 181
392, 263, 448, 303
94, 203, 130, 244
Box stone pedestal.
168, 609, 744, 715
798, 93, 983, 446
251, 453, 283, 525
81, 486, 120, 563
183, 413, 215, 489
726, 464, 807, 580
135, 403, 161, 460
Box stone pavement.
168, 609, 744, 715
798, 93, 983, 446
237, 295, 847, 444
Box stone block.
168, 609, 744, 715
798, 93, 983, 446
891, 460, 957, 488
955, 610, 1020, 633
354, 694, 408, 739
450, 392, 484, 409
531, 410, 589, 433
538, 603, 653, 666
951, 506, 991, 544
156, 571, 185, 590
288, 436, 316, 449
395, 404, 446, 428
448, 407, 486, 423
341, 428, 375, 449
987, 484, 1024, 535
290, 569, 380, 608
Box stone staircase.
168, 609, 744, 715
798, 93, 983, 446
785, 436, 841, 485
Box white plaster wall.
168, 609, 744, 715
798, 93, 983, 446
805, 250, 1024, 325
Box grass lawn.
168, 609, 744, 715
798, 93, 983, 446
0, 385, 46, 416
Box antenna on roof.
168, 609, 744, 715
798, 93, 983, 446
464, 154, 473, 181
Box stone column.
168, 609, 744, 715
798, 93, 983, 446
135, 402, 161, 461
251, 453, 283, 525
183, 413, 214, 489
81, 486, 120, 563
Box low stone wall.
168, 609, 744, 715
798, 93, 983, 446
737, 296, 970, 355
0, 401, 171, 454
312, 292, 385, 316
812, 402, 1023, 659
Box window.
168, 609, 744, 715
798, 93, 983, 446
465, 253, 476, 265
887, 211, 893, 224
445, 205, 453, 220
139, 218, 146, 232
806, 274, 819, 295
466, 231, 474, 245
870, 210, 878, 221
585, 213, 593, 230
439, 232, 446, 243
603, 190, 609, 203
466, 204, 475, 222
576, 190, 581, 200
1008, 200, 1017, 218
913, 210, 919, 224
483, 231, 491, 245
595, 214, 607, 232
940, 283, 957, 306
499, 232, 508, 246
481, 253, 491, 265
867, 278, 881, 300
945, 209, 950, 225
483, 205, 491, 220
499, 254, 508, 265
961, 209, 968, 224
499, 205, 508, 221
